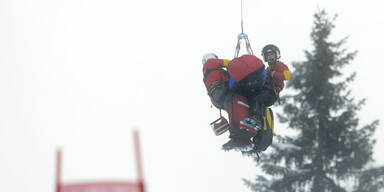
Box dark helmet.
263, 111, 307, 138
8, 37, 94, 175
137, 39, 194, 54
261, 44, 281, 63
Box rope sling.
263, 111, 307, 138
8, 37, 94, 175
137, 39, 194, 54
234, 0, 254, 58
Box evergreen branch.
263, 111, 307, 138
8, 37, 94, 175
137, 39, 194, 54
355, 166, 384, 192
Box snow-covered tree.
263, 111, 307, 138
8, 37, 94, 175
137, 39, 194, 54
354, 166, 384, 192
245, 9, 382, 192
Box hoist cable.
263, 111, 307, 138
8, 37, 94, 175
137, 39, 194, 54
241, 0, 244, 34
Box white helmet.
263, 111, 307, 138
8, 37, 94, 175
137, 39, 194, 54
202, 53, 218, 65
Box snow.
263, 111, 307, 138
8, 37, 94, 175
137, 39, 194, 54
273, 142, 301, 151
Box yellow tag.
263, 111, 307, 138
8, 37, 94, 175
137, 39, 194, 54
223, 59, 231, 67
266, 108, 274, 133
284, 70, 291, 80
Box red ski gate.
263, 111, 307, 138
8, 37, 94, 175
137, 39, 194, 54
59, 182, 143, 192
56, 130, 145, 192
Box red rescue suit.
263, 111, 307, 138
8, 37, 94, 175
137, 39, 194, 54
265, 61, 290, 92
202, 58, 250, 134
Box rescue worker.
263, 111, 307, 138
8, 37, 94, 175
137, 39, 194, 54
252, 44, 290, 111
245, 44, 290, 152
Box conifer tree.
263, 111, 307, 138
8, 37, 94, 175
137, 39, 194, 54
244, 9, 381, 192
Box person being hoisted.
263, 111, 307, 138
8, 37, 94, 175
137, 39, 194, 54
202, 53, 253, 149
224, 53, 271, 151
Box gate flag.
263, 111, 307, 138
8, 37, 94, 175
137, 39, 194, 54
56, 130, 145, 192
59, 182, 144, 192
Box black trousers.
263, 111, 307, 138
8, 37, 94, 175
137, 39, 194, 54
209, 82, 233, 111
210, 81, 278, 118
247, 88, 277, 117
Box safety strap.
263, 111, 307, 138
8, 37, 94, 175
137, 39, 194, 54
203, 68, 220, 81
234, 33, 254, 58
271, 84, 282, 104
